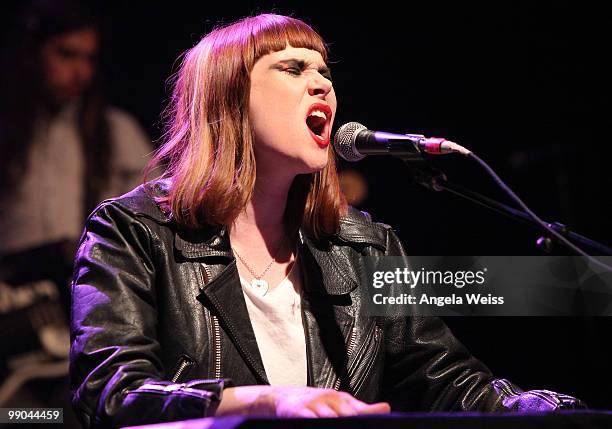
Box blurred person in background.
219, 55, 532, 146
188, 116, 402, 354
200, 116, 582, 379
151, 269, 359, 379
0, 0, 151, 418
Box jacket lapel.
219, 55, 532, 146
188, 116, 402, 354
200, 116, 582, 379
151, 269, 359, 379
299, 233, 356, 389
301, 285, 355, 388
297, 212, 388, 389
198, 261, 269, 385
174, 227, 269, 384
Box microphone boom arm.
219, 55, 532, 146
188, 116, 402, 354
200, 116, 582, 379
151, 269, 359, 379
404, 158, 612, 256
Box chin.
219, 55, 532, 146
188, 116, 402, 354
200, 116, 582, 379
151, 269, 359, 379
297, 152, 329, 174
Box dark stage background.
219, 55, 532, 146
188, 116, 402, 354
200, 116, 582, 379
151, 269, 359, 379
2, 0, 611, 410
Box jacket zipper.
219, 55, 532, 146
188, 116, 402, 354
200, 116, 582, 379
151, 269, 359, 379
171, 355, 195, 383
350, 325, 381, 396
212, 315, 221, 378
301, 302, 314, 387
200, 264, 222, 379
333, 322, 358, 390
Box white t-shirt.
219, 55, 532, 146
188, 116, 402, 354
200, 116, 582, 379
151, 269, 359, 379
240, 260, 307, 386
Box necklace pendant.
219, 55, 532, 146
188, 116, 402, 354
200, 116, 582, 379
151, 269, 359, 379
251, 278, 269, 296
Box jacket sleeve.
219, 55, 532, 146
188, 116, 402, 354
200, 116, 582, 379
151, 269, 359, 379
381, 227, 586, 412
70, 201, 226, 428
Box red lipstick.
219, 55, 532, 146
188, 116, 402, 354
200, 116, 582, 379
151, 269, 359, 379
305, 103, 333, 147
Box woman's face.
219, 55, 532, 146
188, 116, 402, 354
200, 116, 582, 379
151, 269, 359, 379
249, 45, 336, 177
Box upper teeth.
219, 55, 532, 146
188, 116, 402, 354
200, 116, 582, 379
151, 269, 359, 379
309, 110, 327, 120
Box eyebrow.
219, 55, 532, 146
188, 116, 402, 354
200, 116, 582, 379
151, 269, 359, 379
271, 58, 331, 75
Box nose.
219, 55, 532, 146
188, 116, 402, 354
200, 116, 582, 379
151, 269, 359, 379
308, 73, 333, 99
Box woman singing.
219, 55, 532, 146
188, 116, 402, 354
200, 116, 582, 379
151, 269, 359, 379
70, 13, 584, 428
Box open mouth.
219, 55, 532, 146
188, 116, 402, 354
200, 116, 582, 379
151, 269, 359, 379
305, 103, 332, 146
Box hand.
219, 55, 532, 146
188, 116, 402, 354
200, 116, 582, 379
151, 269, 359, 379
217, 385, 391, 418
268, 386, 391, 418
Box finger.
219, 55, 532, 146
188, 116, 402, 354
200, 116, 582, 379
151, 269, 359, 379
312, 403, 339, 418
322, 391, 360, 416
353, 401, 391, 415
294, 408, 319, 418
329, 399, 358, 417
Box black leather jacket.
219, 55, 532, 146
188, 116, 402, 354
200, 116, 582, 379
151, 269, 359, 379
70, 180, 585, 428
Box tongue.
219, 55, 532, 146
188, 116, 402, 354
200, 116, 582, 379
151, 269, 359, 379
306, 115, 326, 136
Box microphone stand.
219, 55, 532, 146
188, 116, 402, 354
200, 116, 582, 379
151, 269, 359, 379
404, 158, 612, 256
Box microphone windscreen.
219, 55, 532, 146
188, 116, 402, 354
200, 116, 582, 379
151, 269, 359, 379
333, 122, 367, 162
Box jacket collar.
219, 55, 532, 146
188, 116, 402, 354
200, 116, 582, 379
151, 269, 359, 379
336, 206, 388, 251
174, 225, 233, 259
141, 179, 388, 295
174, 209, 387, 296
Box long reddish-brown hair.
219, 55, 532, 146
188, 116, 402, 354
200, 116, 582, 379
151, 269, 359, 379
145, 14, 346, 239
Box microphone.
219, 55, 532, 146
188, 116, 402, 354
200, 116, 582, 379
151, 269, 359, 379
333, 122, 471, 161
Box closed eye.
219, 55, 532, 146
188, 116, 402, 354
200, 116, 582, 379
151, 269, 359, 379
283, 67, 302, 76
273, 59, 332, 81
319, 68, 332, 82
